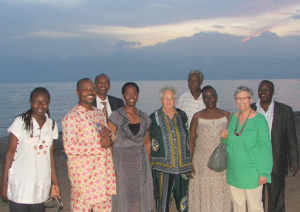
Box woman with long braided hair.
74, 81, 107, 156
0, 87, 60, 212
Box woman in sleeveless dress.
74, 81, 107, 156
188, 85, 232, 212
107, 82, 153, 212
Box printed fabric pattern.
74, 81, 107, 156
62, 104, 116, 207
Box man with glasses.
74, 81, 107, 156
177, 70, 205, 124
251, 80, 299, 212
93, 74, 124, 119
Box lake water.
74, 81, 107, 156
0, 79, 299, 137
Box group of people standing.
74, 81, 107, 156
0, 70, 299, 212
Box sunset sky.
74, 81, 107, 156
1, 0, 300, 58
1, 0, 300, 83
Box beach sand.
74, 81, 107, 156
1, 112, 300, 212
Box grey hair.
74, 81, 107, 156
159, 85, 178, 100
234, 86, 253, 99
189, 69, 204, 82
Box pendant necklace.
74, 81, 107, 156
234, 110, 251, 136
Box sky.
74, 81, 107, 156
1, 0, 300, 82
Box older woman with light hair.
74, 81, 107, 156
150, 85, 192, 212
220, 86, 273, 212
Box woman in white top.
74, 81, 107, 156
0, 87, 60, 212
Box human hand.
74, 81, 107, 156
219, 129, 229, 140
99, 127, 112, 138
0, 183, 8, 202
258, 176, 267, 185
100, 136, 113, 148
50, 184, 61, 198
188, 166, 195, 179
290, 166, 299, 176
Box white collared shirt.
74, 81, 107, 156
96, 95, 112, 116
177, 91, 206, 124
256, 99, 274, 137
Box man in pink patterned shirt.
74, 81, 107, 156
62, 78, 116, 212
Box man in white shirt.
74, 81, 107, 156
93, 74, 124, 118
251, 80, 299, 212
177, 70, 205, 124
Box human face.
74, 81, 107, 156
235, 91, 252, 112
30, 92, 50, 117
161, 90, 176, 110
95, 75, 110, 96
203, 89, 218, 109
188, 73, 202, 93
76, 80, 96, 108
258, 82, 274, 104
123, 85, 139, 107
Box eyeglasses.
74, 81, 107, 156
235, 97, 250, 101
258, 88, 271, 92
162, 97, 175, 101
32, 101, 49, 106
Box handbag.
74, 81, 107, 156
44, 196, 63, 212
207, 114, 233, 172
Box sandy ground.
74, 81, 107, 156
1, 112, 300, 212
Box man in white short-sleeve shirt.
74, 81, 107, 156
177, 70, 205, 124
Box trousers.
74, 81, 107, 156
229, 185, 263, 212
153, 170, 189, 212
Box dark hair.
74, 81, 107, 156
202, 85, 217, 96
77, 78, 92, 90
259, 80, 274, 91
122, 82, 139, 94
95, 74, 110, 84
19, 87, 51, 133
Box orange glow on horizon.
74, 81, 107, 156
239, 37, 252, 42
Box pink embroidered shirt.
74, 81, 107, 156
62, 104, 116, 205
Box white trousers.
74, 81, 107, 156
229, 185, 263, 212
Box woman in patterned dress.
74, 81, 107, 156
188, 85, 231, 212
107, 82, 153, 212
0, 87, 60, 212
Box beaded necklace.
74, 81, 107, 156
234, 110, 251, 136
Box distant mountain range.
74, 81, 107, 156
1, 31, 299, 83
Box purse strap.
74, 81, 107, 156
226, 113, 234, 128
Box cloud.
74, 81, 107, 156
9, 0, 83, 7
115, 40, 141, 48
1, 0, 300, 60
291, 14, 300, 19
213, 25, 225, 29
17, 31, 78, 39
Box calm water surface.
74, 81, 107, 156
0, 79, 299, 137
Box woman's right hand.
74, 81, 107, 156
99, 127, 112, 138
0, 182, 8, 202
188, 165, 195, 179
219, 129, 229, 140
